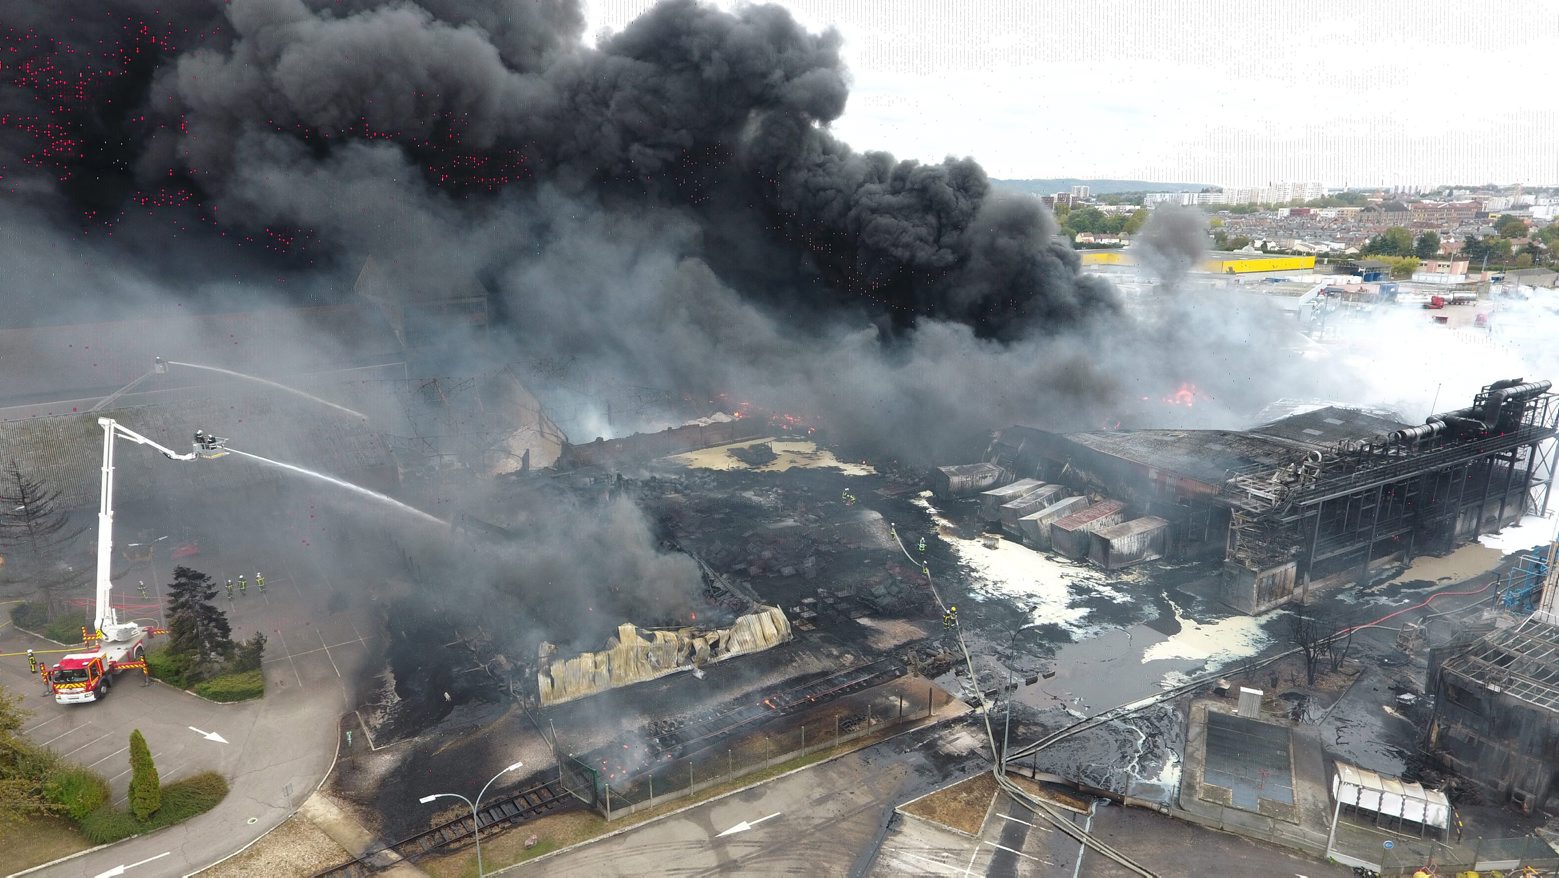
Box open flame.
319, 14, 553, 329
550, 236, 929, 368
1164, 382, 1201, 407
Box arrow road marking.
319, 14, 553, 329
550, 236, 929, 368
188, 726, 228, 744
94, 850, 170, 877
716, 811, 781, 838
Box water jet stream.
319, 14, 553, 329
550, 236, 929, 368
227, 448, 446, 527
165, 360, 368, 420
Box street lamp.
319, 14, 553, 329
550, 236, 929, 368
418, 760, 524, 877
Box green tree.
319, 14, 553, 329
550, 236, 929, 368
165, 567, 233, 667
1495, 215, 1528, 238
1414, 231, 1441, 259
1464, 235, 1513, 266
1123, 208, 1149, 235
1, 683, 59, 825
128, 729, 160, 820
1064, 206, 1106, 234
1227, 235, 1252, 250
1363, 226, 1415, 257
1537, 224, 1559, 249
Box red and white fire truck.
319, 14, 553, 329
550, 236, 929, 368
43, 419, 226, 704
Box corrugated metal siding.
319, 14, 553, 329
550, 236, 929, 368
1088, 516, 1169, 569
1050, 500, 1127, 558
932, 463, 1008, 499
979, 479, 1046, 520
1017, 496, 1089, 548
998, 484, 1066, 532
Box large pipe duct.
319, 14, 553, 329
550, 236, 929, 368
1386, 379, 1552, 446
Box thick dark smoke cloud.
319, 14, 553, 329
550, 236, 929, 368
5, 0, 1114, 342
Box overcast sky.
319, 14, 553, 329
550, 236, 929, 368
588, 1, 1559, 189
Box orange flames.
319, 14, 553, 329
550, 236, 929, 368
1164, 382, 1200, 407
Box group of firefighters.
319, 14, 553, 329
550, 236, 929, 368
224, 572, 265, 599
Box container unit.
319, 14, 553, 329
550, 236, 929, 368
998, 484, 1067, 536
979, 479, 1047, 521
931, 463, 1009, 500
1017, 496, 1090, 548
1050, 499, 1127, 559
1088, 516, 1170, 570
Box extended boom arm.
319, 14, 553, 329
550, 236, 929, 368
95, 418, 223, 642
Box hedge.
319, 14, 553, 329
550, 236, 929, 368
43, 766, 110, 822
193, 670, 264, 702
79, 771, 230, 844
9, 602, 88, 644
145, 646, 196, 689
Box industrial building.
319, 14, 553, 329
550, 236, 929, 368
1079, 249, 1317, 275
1428, 548, 1559, 813
943, 379, 1557, 613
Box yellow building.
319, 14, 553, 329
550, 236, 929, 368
1079, 249, 1315, 274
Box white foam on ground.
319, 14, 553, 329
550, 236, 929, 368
1480, 514, 1558, 555
669, 438, 875, 475
1141, 597, 1272, 668
945, 536, 1105, 633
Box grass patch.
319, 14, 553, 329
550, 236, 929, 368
193, 669, 264, 702
80, 771, 229, 844
0, 814, 92, 873
10, 602, 87, 644
900, 772, 998, 836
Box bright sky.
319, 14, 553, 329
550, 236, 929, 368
585, 1, 1559, 188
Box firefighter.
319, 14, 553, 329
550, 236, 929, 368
137, 580, 148, 599
917, 536, 927, 554
225, 578, 235, 598
255, 571, 265, 594
943, 605, 958, 629
238, 574, 248, 595
27, 649, 37, 674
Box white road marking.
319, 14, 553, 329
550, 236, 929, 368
61, 729, 116, 757
188, 726, 229, 743
271, 627, 305, 689
715, 811, 782, 837
93, 849, 170, 877
21, 714, 64, 735
88, 746, 129, 768
317, 629, 341, 678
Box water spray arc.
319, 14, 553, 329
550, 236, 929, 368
158, 359, 368, 421
225, 447, 446, 527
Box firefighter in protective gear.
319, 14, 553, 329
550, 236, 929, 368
255, 572, 265, 593
238, 574, 247, 595
225, 578, 235, 598
27, 649, 37, 674
917, 537, 927, 554
137, 580, 148, 599
942, 605, 958, 629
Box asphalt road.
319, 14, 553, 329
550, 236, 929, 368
506, 721, 993, 877
2, 542, 376, 878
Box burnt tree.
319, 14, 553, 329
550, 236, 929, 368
1289, 605, 1336, 686
0, 460, 87, 610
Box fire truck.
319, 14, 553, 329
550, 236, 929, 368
44, 419, 227, 704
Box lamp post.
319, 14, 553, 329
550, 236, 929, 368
419, 760, 524, 877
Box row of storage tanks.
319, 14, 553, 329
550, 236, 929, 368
935, 463, 1169, 570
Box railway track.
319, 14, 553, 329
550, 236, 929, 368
310, 779, 574, 877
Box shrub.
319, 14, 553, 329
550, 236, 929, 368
44, 612, 89, 645
230, 631, 266, 673
9, 601, 47, 631
145, 646, 195, 689
128, 730, 160, 820
43, 766, 109, 822
193, 670, 264, 702
77, 773, 229, 844
80, 804, 140, 844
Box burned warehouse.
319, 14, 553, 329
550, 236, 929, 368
938, 379, 1558, 613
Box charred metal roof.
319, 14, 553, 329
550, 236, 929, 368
1249, 406, 1409, 448
1440, 619, 1559, 714
1060, 429, 1316, 487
